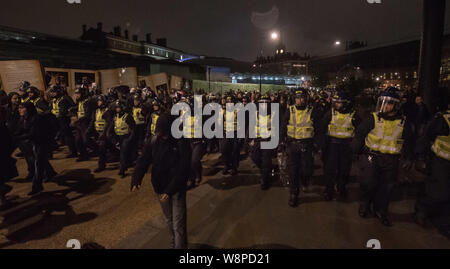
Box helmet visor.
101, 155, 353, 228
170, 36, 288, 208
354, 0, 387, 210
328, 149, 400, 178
376, 96, 400, 114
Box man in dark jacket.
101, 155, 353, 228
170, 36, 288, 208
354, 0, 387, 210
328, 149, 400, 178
131, 113, 192, 249
0, 105, 17, 207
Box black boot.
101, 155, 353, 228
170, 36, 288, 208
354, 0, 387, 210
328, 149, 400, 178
94, 166, 106, 173
289, 190, 299, 208
28, 185, 44, 196
359, 204, 371, 218
375, 211, 393, 227
118, 168, 127, 178
324, 186, 334, 201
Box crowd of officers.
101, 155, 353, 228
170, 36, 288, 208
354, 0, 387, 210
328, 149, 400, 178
0, 81, 449, 248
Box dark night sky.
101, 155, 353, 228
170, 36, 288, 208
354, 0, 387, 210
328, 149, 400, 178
1, 0, 450, 61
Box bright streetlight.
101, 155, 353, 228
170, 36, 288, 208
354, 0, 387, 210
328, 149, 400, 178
335, 41, 341, 46
271, 32, 279, 40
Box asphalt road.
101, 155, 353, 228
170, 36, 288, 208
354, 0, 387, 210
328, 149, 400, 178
1, 147, 449, 249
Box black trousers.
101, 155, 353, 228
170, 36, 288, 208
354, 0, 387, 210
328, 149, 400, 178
131, 137, 153, 188
96, 132, 113, 169
287, 141, 314, 194
33, 143, 56, 190
58, 117, 77, 155
250, 140, 273, 186
220, 138, 241, 171
415, 154, 450, 222
324, 141, 353, 193
360, 153, 399, 215
74, 118, 89, 158
190, 141, 205, 183
18, 140, 35, 178
118, 134, 134, 171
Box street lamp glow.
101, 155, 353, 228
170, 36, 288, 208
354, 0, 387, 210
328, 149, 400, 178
335, 41, 341, 46
271, 32, 279, 40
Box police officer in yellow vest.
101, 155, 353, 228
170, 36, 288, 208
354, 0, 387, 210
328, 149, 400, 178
26, 87, 48, 114
132, 94, 147, 149
110, 100, 136, 178
220, 95, 241, 176
250, 95, 274, 190
182, 97, 206, 188
352, 87, 414, 227
147, 99, 162, 140
282, 89, 320, 207
88, 95, 113, 173
414, 91, 450, 238
320, 91, 359, 201
49, 85, 78, 158
73, 87, 93, 162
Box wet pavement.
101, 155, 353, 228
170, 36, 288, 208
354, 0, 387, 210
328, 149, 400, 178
1, 148, 449, 249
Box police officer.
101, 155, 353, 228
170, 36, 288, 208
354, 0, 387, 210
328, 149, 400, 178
220, 95, 240, 176
147, 99, 162, 141
282, 89, 320, 207
321, 91, 359, 201
132, 94, 147, 149
414, 91, 449, 237
26, 87, 48, 114
251, 95, 274, 190
88, 95, 113, 173
352, 87, 414, 226
110, 100, 136, 178
73, 87, 93, 162
49, 86, 77, 158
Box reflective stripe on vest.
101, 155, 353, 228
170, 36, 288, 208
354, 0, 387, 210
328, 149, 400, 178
95, 108, 107, 132
77, 100, 87, 119
328, 109, 355, 139
223, 109, 238, 133
287, 106, 314, 139
150, 113, 160, 136
431, 111, 450, 161
51, 97, 63, 117
114, 113, 130, 136
183, 116, 202, 138
255, 114, 271, 139
30, 97, 43, 114
365, 113, 405, 155
133, 107, 145, 125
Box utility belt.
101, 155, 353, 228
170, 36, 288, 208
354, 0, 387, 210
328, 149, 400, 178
287, 137, 313, 145
328, 137, 352, 144
366, 148, 400, 161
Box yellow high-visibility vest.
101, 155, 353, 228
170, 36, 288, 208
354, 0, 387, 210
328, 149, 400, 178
51, 97, 63, 117
431, 111, 450, 161
77, 99, 87, 119
95, 108, 108, 132
133, 107, 145, 125
287, 106, 314, 139
150, 113, 160, 136
30, 97, 43, 114
21, 96, 30, 104
114, 113, 130, 136
328, 109, 355, 139
183, 116, 202, 138
223, 108, 238, 133
365, 113, 405, 155
255, 114, 271, 139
